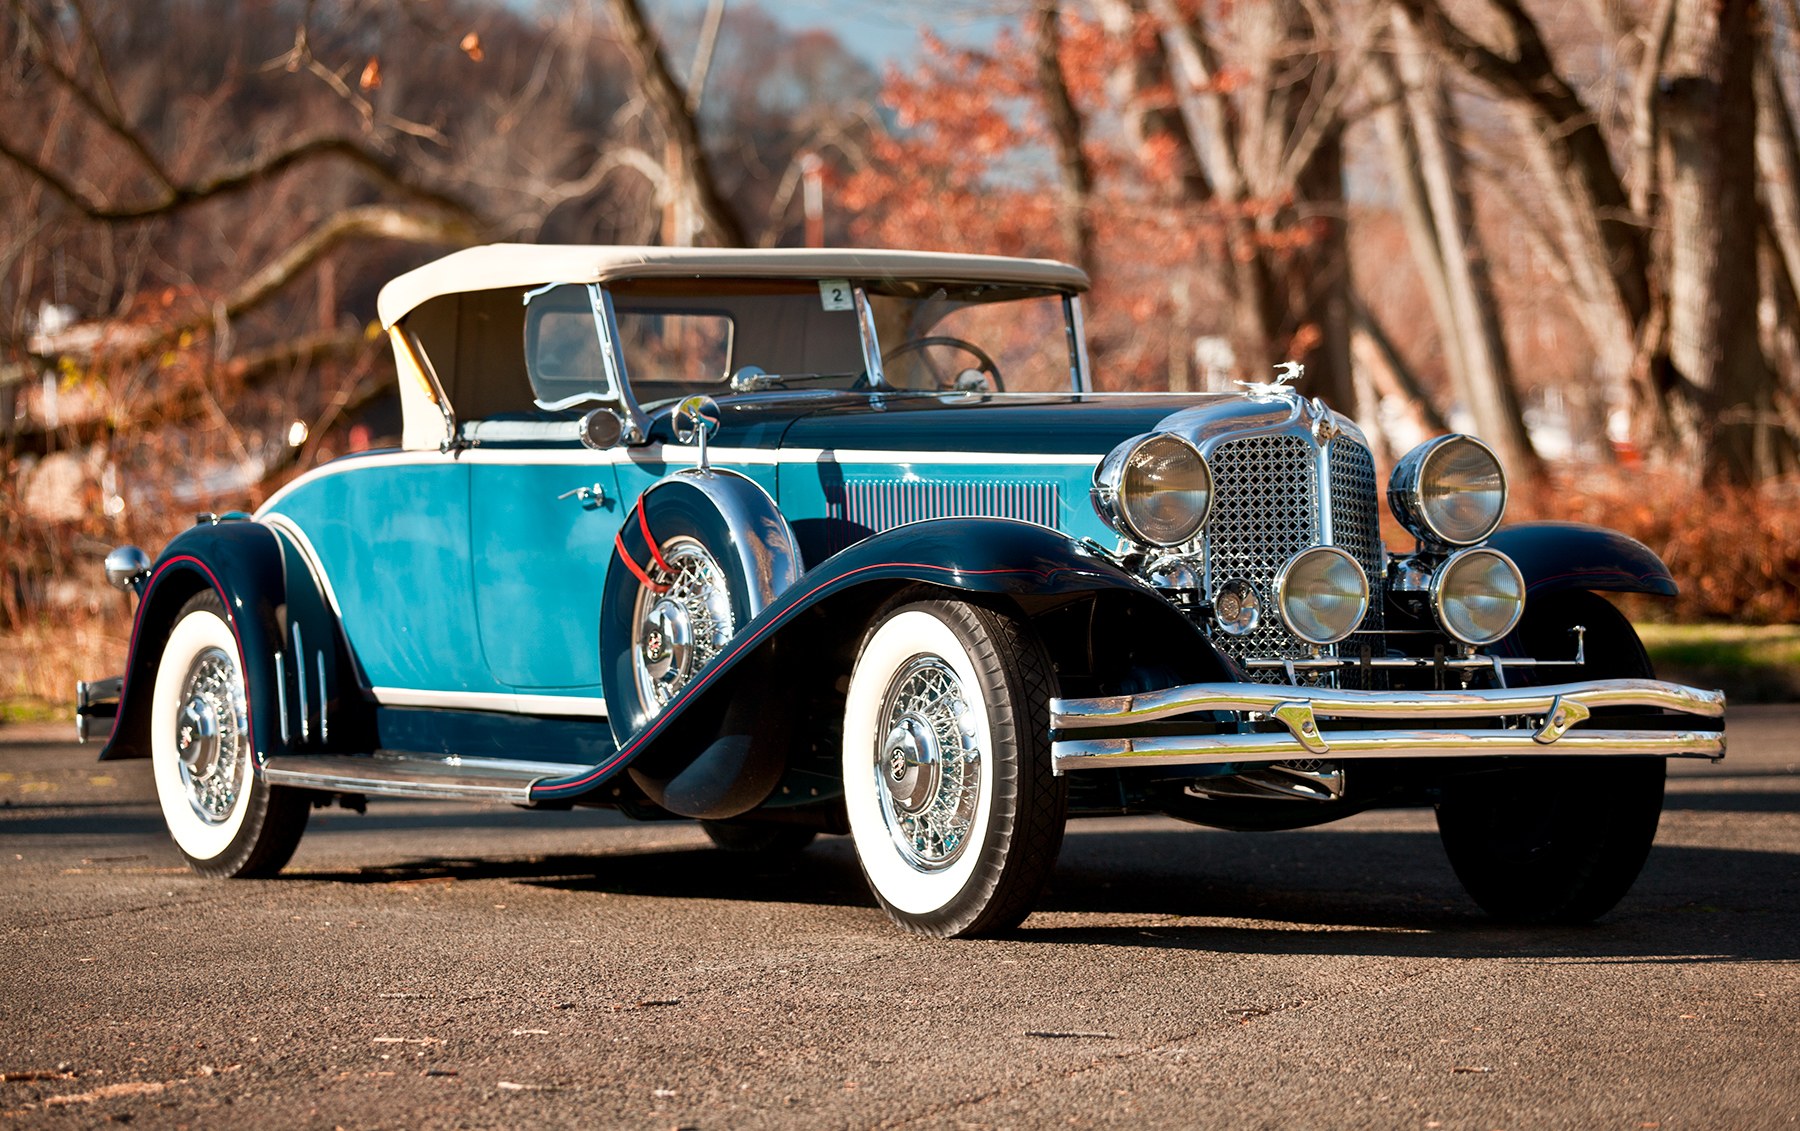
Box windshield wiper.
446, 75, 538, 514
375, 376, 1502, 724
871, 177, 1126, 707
728, 366, 866, 393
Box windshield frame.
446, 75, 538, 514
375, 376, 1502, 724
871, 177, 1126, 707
579, 276, 1092, 427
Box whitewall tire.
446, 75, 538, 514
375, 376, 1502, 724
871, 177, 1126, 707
150, 591, 308, 877
842, 596, 1066, 937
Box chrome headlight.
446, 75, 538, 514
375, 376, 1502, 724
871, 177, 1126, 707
1091, 432, 1212, 547
1433, 548, 1526, 645
1389, 435, 1506, 546
1274, 547, 1369, 645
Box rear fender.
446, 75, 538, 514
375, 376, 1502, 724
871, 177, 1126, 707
100, 518, 370, 763
1487, 522, 1678, 599
534, 518, 1215, 803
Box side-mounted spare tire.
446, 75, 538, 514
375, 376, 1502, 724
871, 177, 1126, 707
599, 468, 803, 819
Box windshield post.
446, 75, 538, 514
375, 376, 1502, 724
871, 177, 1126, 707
852, 285, 888, 390
591, 284, 651, 444
1065, 294, 1092, 394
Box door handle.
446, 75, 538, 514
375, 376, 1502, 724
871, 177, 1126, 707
556, 483, 609, 508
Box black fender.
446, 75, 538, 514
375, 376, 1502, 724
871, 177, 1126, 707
1487, 522, 1677, 599
533, 517, 1211, 805
597, 468, 804, 819
99, 517, 371, 764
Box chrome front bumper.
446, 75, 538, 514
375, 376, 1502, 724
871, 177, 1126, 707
1048, 678, 1725, 775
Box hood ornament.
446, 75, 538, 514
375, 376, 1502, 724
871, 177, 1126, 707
1237, 361, 1304, 398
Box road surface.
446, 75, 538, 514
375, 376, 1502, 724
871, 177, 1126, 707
1, 709, 1795, 1128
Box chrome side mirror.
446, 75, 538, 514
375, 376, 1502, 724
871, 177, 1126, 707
578, 407, 626, 451
104, 545, 151, 594
674, 395, 721, 470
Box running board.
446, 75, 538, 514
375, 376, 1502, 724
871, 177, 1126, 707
261, 752, 592, 804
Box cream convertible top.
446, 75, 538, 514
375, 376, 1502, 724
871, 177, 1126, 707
376, 244, 1091, 328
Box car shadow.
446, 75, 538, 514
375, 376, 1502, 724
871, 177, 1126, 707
282, 818, 1800, 964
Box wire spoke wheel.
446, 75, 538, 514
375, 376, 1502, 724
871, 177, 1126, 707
843, 595, 1066, 938
150, 591, 309, 878
874, 657, 982, 871
631, 536, 736, 712
171, 646, 249, 826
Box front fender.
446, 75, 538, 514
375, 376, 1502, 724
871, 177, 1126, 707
100, 518, 369, 763
533, 518, 1201, 802
1488, 522, 1678, 599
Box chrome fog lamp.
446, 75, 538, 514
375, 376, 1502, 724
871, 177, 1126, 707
1212, 578, 1261, 636
1389, 435, 1507, 547
1274, 547, 1369, 646
1091, 432, 1212, 547
1433, 548, 1526, 646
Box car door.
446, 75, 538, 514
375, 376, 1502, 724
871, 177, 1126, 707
468, 454, 624, 692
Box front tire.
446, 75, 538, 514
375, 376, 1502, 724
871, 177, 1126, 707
150, 591, 308, 878
1436, 591, 1665, 923
842, 595, 1066, 938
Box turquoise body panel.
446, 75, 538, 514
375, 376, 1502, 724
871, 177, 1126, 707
266, 459, 493, 694
266, 446, 1114, 700
469, 461, 624, 689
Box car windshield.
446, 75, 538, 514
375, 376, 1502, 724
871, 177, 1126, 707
526, 277, 1080, 410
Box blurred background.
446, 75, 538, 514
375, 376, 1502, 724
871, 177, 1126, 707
3, 0, 1798, 710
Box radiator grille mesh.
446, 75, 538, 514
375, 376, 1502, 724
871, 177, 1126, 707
1205, 433, 1385, 683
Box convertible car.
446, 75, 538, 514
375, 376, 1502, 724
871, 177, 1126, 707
76, 245, 1725, 937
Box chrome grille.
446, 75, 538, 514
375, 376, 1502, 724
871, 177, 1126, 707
1205, 434, 1319, 677
1204, 432, 1385, 684
842, 481, 1061, 533
1329, 439, 1386, 687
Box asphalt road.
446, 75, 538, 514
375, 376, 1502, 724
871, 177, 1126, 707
1, 711, 1795, 1129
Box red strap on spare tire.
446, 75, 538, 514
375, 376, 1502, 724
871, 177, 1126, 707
615, 498, 670, 594
637, 499, 672, 573
614, 530, 667, 594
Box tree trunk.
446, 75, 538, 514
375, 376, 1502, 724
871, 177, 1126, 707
1390, 10, 1539, 474
1032, 0, 1097, 278
605, 0, 747, 247
1659, 0, 1787, 482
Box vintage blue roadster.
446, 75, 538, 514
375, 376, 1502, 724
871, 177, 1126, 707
77, 245, 1725, 937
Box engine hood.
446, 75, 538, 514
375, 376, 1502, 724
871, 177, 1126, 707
644, 387, 1366, 461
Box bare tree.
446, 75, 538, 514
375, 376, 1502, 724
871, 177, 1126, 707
604, 0, 748, 247
1371, 11, 1538, 473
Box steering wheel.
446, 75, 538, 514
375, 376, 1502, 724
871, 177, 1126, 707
880, 336, 1005, 392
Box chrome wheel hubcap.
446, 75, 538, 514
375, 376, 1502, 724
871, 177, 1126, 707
874, 657, 981, 872
632, 537, 734, 710
172, 646, 247, 825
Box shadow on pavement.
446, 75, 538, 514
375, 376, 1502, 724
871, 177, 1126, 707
277, 821, 1799, 964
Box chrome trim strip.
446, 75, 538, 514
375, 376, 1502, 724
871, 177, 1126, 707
370, 687, 609, 717
259, 751, 580, 803
316, 649, 329, 742
275, 651, 289, 745
292, 622, 309, 743
1050, 678, 1725, 729
257, 448, 1113, 515
1052, 728, 1726, 773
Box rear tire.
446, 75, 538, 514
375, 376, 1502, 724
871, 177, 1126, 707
150, 591, 308, 878
1436, 591, 1665, 923
842, 595, 1066, 938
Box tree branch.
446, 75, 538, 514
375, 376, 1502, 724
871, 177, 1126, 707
604, 0, 748, 246
0, 131, 481, 225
